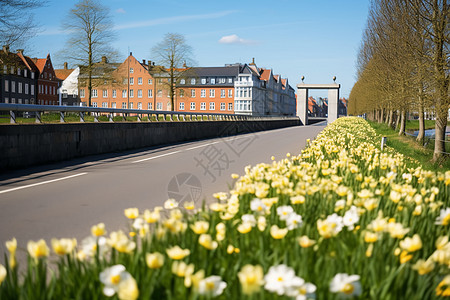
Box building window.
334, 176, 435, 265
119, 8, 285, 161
130, 77, 134, 85
148, 89, 153, 97
17, 68, 20, 75
4, 97, 8, 103
220, 89, 225, 98
18, 82, 23, 93
11, 66, 14, 74
129, 102, 134, 109
158, 78, 163, 84
228, 89, 233, 98
228, 78, 233, 83
103, 90, 108, 98
122, 102, 127, 109
24, 69, 27, 77
220, 103, 226, 110
138, 89, 142, 98
138, 102, 142, 109
156, 102, 162, 110
179, 89, 184, 97
31, 72, 34, 79
11, 81, 15, 93
138, 77, 142, 85
191, 89, 195, 97
201, 78, 206, 84
191, 78, 196, 84
25, 84, 29, 94
209, 89, 215, 98
201, 89, 206, 98
102, 102, 108, 108
157, 90, 162, 97
200, 102, 206, 110
228, 103, 233, 110
123, 78, 127, 84
92, 89, 98, 98
179, 102, 185, 110
190, 102, 195, 110
219, 78, 225, 84
147, 102, 152, 110
112, 102, 116, 108
129, 89, 134, 98
92, 102, 98, 107
211, 78, 216, 84
4, 80, 8, 92
180, 79, 185, 84
112, 89, 117, 98
122, 89, 127, 98
129, 68, 134, 73
31, 84, 34, 95
80, 89, 85, 98
209, 102, 215, 110
3, 65, 6, 74
148, 79, 153, 84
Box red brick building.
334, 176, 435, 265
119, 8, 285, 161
32, 54, 60, 105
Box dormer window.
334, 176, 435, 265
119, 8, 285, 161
180, 79, 185, 84
211, 78, 216, 84
17, 68, 21, 75
31, 72, 34, 79
201, 78, 206, 84
3, 65, 6, 74
191, 78, 196, 84
24, 69, 27, 77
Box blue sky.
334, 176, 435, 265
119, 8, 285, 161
27, 0, 369, 98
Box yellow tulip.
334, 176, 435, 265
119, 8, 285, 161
27, 239, 49, 259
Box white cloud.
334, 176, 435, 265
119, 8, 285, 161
115, 10, 236, 30
116, 8, 126, 14
218, 34, 255, 45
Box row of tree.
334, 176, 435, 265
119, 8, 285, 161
348, 0, 449, 161
1, 0, 194, 111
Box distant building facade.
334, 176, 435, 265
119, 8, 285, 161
32, 54, 60, 105
55, 62, 81, 106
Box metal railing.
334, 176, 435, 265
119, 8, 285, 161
0, 103, 299, 124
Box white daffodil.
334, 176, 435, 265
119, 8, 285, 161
343, 206, 360, 230
329, 273, 362, 298
197, 275, 227, 297
99, 265, 138, 300
286, 213, 303, 230
264, 264, 297, 296
277, 206, 294, 221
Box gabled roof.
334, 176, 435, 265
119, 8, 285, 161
273, 75, 279, 82
55, 68, 74, 80
259, 68, 272, 81
32, 58, 47, 72
184, 65, 242, 77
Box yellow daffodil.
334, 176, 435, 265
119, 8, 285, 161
184, 201, 195, 210
91, 223, 106, 237
399, 251, 413, 264
166, 246, 190, 260
298, 235, 316, 248
124, 208, 139, 219
237, 222, 252, 234
270, 225, 288, 239
190, 221, 209, 234
198, 234, 218, 250
143, 209, 160, 223
27, 239, 49, 259
412, 259, 435, 275
237, 264, 264, 295
5, 238, 17, 268
172, 261, 194, 277
108, 231, 136, 253
164, 199, 178, 209
0, 264, 6, 285
146, 252, 164, 269
51, 238, 77, 256
436, 275, 450, 297
399, 234, 422, 252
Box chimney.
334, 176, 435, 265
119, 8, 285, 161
250, 57, 256, 65
152, 62, 155, 66
148, 60, 152, 66
64, 62, 68, 70
129, 52, 132, 56
16, 49, 24, 55
2, 45, 9, 54
101, 56, 107, 63
142, 59, 146, 65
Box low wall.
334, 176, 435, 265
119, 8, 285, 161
0, 119, 300, 170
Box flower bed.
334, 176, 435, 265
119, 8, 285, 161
1, 117, 449, 299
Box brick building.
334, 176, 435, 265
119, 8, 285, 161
32, 54, 60, 105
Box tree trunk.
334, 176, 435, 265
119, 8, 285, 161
395, 110, 400, 131
388, 109, 394, 128
433, 111, 447, 161
398, 110, 406, 135
416, 93, 425, 144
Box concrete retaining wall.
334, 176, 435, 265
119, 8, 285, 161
0, 119, 300, 170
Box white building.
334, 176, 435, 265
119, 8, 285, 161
55, 63, 81, 106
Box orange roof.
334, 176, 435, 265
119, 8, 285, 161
55, 69, 74, 80
259, 68, 271, 81
32, 58, 47, 72
273, 75, 279, 82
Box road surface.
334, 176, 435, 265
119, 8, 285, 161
0, 123, 325, 256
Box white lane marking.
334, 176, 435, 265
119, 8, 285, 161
132, 128, 287, 164
0, 173, 87, 195
132, 150, 182, 163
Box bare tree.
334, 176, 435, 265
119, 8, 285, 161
0, 0, 44, 48
61, 0, 116, 107
151, 33, 195, 111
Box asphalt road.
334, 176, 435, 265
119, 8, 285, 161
0, 122, 325, 256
